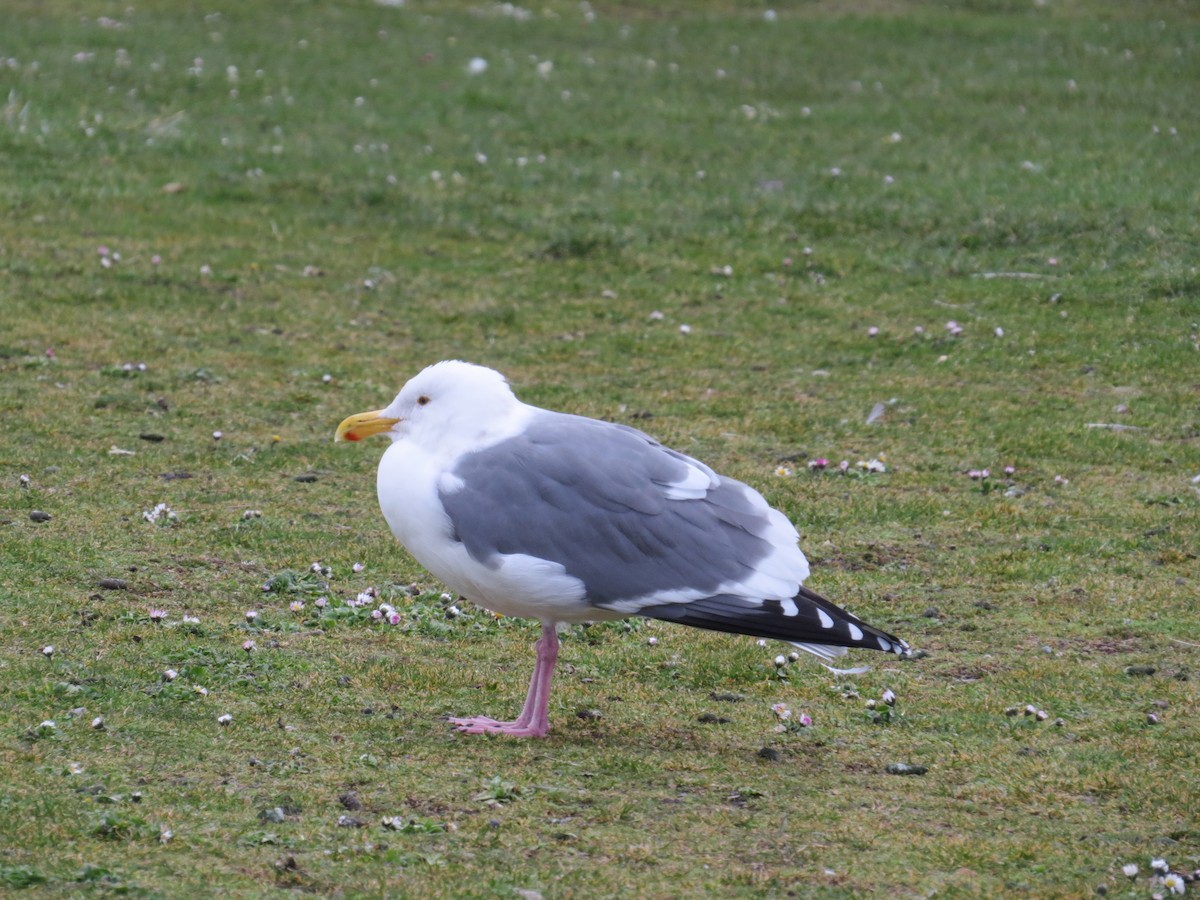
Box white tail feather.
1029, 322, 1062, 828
790, 641, 847, 662
820, 663, 872, 676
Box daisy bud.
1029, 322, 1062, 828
41, 645, 54, 657
217, 713, 232, 726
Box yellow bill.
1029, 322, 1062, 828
335, 409, 400, 443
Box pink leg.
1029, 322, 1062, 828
446, 622, 559, 738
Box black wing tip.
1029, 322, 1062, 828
632, 585, 911, 656
793, 583, 911, 655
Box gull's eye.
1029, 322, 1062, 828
417, 395, 431, 407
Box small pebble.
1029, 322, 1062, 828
1125, 665, 1156, 676
576, 708, 602, 720
259, 807, 286, 824
29, 510, 52, 523
885, 763, 928, 776
1146, 713, 1159, 725
97, 578, 128, 590
757, 747, 782, 761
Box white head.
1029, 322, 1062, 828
335, 361, 525, 456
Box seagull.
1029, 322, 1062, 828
335, 361, 909, 737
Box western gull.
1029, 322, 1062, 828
335, 361, 909, 737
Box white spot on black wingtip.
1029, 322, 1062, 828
877, 636, 892, 652
817, 609, 834, 629
847, 623, 864, 641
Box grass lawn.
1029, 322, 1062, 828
1, 0, 1198, 895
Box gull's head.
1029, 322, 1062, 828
335, 361, 521, 451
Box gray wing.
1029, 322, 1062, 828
438, 412, 775, 606
438, 411, 909, 656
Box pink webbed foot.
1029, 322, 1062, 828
445, 715, 549, 738
443, 622, 560, 739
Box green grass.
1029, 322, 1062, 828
2, 0, 1198, 895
